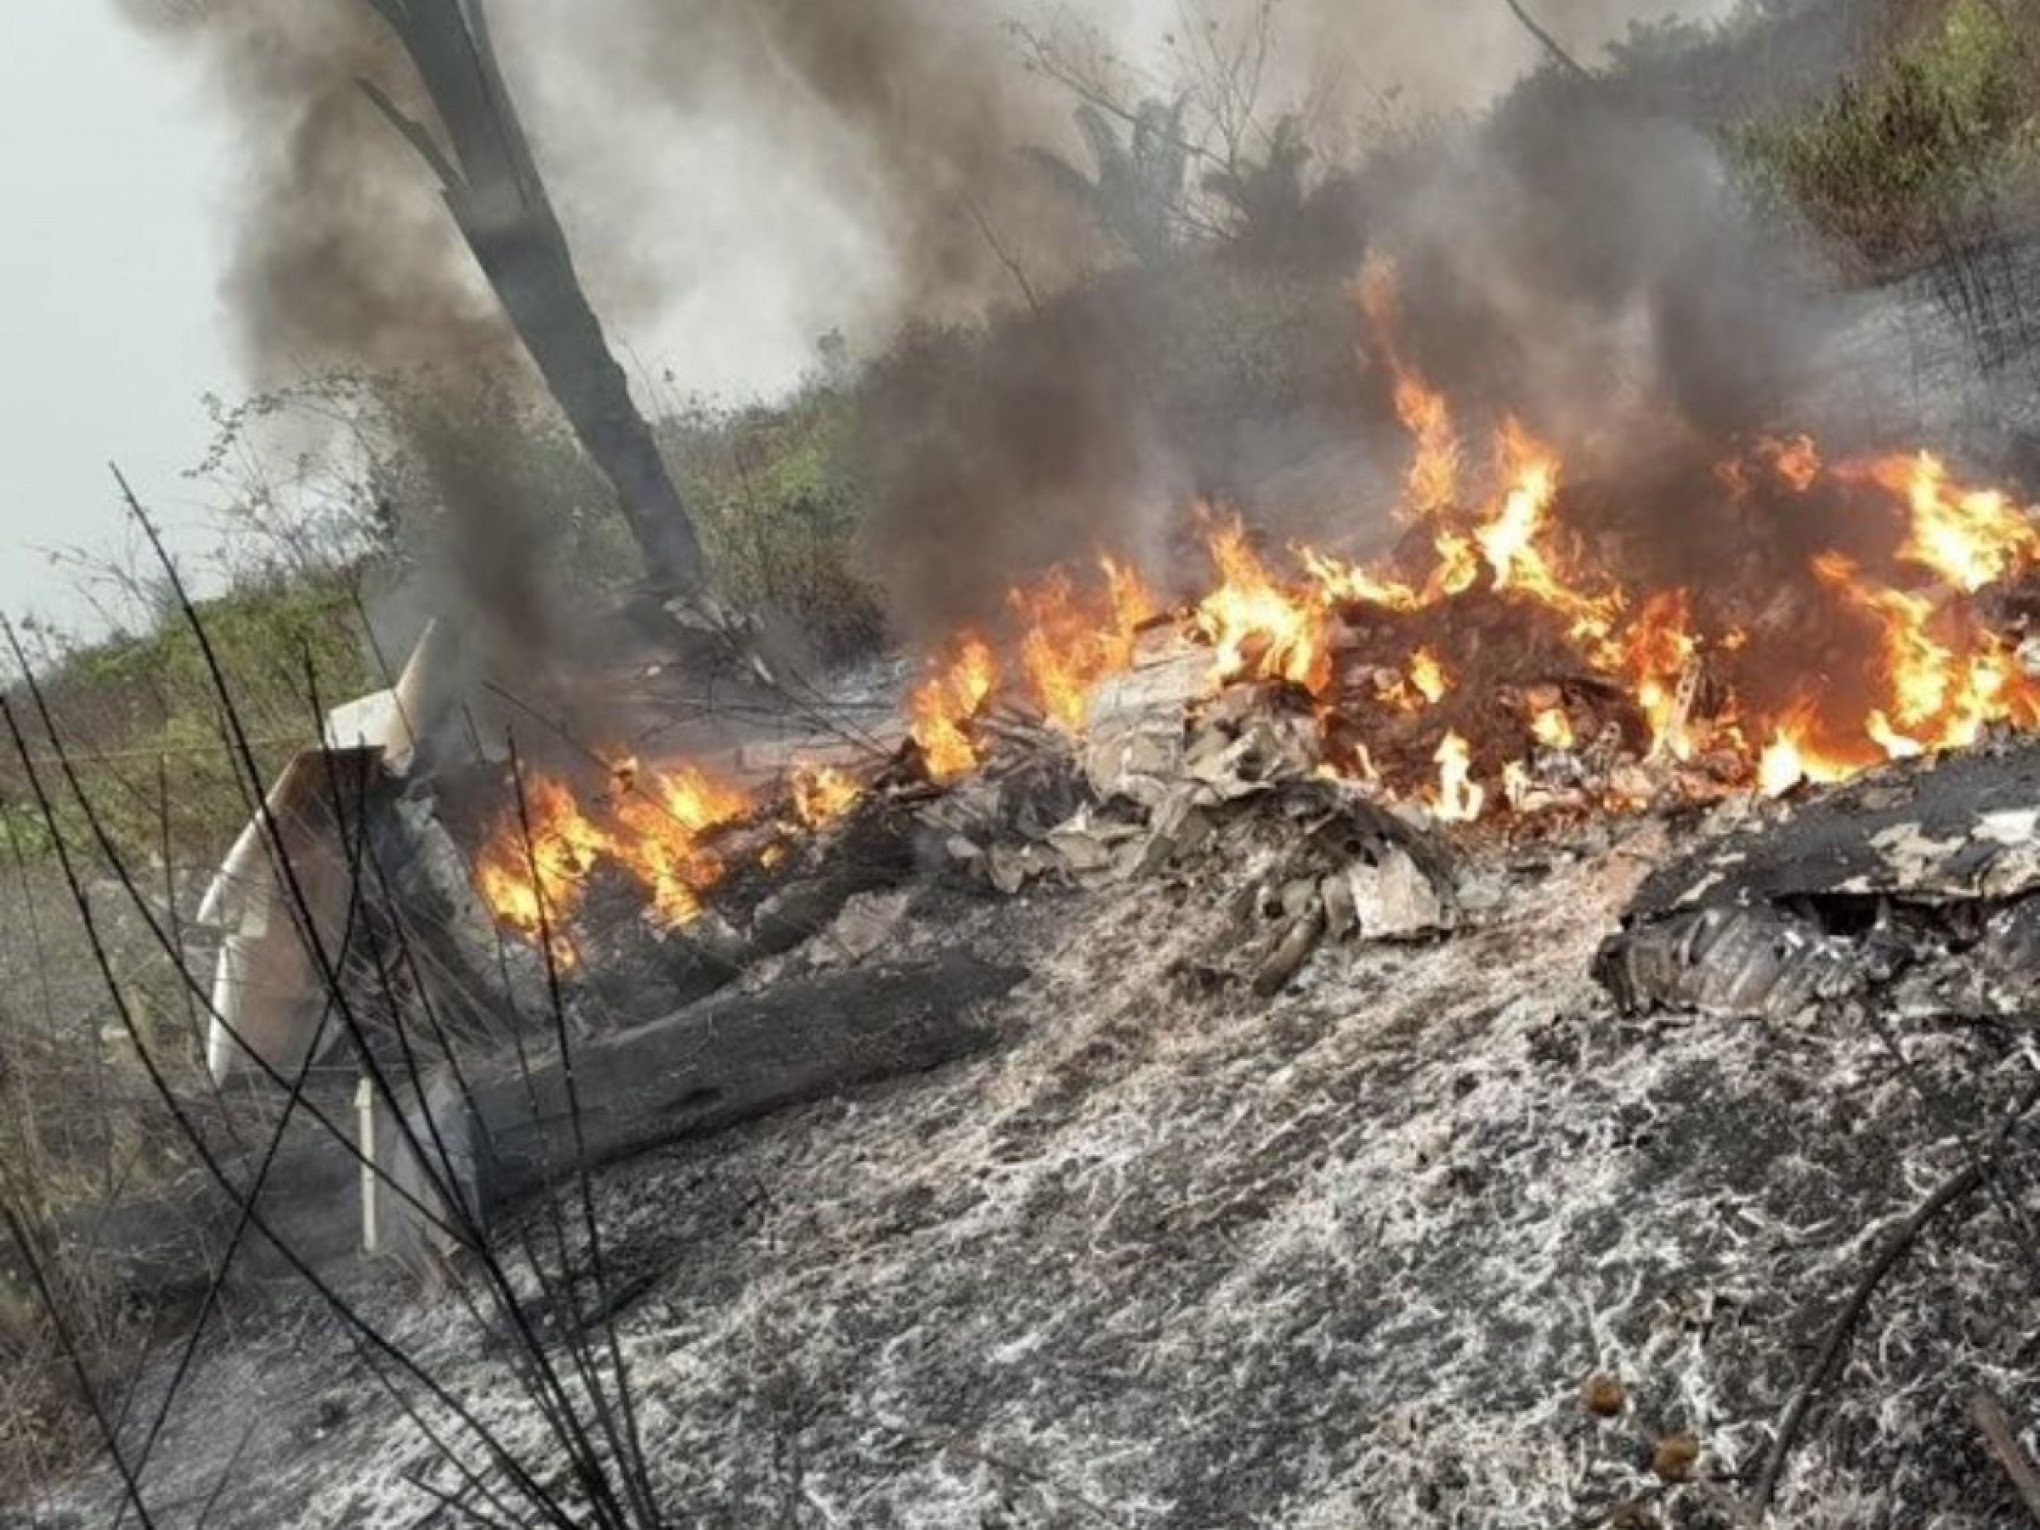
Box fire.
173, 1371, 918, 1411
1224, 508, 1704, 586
1530, 704, 1575, 750
1012, 557, 1157, 731
911, 636, 999, 782
466, 260, 2040, 962
609, 762, 750, 929
1853, 451, 2038, 594
1814, 552, 2040, 761
1408, 648, 1450, 705
1472, 419, 1620, 645
1623, 591, 1700, 761
474, 775, 610, 968
1357, 256, 1460, 519
1502, 758, 1534, 810
1426, 531, 1481, 602
1429, 731, 1486, 823
1761, 434, 1822, 493
1196, 521, 1332, 693
1757, 707, 1865, 798
790, 762, 863, 829
475, 756, 753, 955
1299, 547, 1424, 612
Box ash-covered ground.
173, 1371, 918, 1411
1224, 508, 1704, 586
22, 790, 2040, 1530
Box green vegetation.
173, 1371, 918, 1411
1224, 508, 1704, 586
1736, 0, 2038, 269
662, 386, 887, 659
3, 572, 376, 868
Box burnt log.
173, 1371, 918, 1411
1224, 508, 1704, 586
383, 949, 1021, 1256
36, 953, 1019, 1306
574, 802, 928, 1019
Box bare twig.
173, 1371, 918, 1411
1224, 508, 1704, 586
1501, 0, 1594, 82
1751, 1073, 2040, 1516
1972, 1389, 2040, 1524
965, 195, 1043, 317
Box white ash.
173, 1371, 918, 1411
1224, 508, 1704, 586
27, 808, 2040, 1529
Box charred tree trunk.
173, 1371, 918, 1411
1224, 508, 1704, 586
359, 0, 708, 594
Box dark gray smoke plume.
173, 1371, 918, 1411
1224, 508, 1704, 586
849, 1, 1840, 638
119, 0, 512, 376
121, 0, 562, 682
126, 0, 1808, 660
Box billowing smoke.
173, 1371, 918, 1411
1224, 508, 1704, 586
850, 2, 1836, 640
1280, 0, 1745, 114
124, 0, 1809, 660
117, 0, 511, 376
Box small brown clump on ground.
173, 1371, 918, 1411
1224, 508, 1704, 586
1580, 1372, 1627, 1417
1651, 1431, 1701, 1482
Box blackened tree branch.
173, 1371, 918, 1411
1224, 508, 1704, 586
1501, 0, 1594, 83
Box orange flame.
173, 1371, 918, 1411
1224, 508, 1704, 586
1299, 547, 1425, 612
1814, 552, 2040, 761
1473, 419, 1621, 644
473, 387, 2040, 959
1357, 256, 1460, 519
606, 760, 751, 931
1756, 705, 1867, 798
1012, 557, 1157, 731
1850, 451, 2039, 594
1195, 521, 1333, 694
1530, 704, 1575, 750
476, 757, 752, 954
911, 636, 999, 782
1408, 647, 1450, 705
1761, 435, 1823, 493
1623, 590, 1700, 761
790, 763, 864, 829
474, 775, 610, 968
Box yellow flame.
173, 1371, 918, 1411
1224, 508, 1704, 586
474, 775, 610, 969
790, 763, 863, 829
910, 636, 999, 782
608, 761, 751, 930
1429, 731, 1486, 823
1408, 648, 1450, 705
1471, 419, 1622, 644
1855, 451, 2038, 594
476, 757, 752, 952
1357, 256, 1461, 519
1012, 557, 1156, 731
1195, 521, 1332, 694
1530, 705, 1575, 750
1299, 547, 1425, 612
1623, 590, 1699, 761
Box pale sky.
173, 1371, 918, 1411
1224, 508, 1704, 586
0, 5, 239, 631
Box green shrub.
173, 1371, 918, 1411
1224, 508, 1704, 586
660, 388, 887, 660
1736, 0, 2036, 268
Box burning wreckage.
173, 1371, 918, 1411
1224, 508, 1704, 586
139, 266, 2040, 1519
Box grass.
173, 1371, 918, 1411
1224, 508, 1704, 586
3, 573, 376, 871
